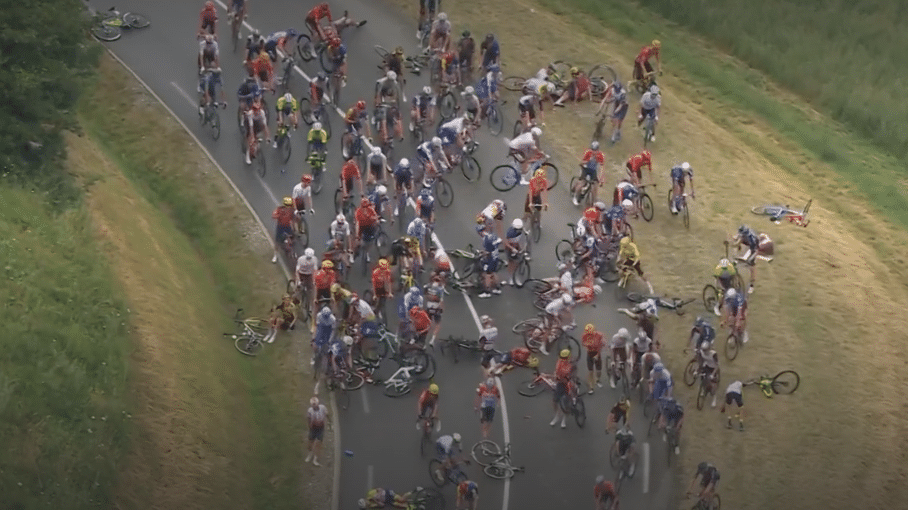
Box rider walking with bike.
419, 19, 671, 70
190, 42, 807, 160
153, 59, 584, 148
550, 349, 576, 429
581, 324, 605, 393
572, 141, 604, 206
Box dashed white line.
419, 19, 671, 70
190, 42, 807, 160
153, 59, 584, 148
366, 464, 374, 492
360, 385, 371, 415
642, 441, 650, 494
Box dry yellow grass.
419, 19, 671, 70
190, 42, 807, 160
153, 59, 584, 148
390, 0, 908, 508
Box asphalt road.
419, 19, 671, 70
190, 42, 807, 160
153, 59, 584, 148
91, 0, 678, 508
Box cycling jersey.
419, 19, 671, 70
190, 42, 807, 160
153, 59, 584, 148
609, 331, 631, 350
403, 289, 424, 313
425, 283, 443, 310
371, 266, 391, 289
696, 464, 721, 487
313, 269, 335, 290
670, 165, 693, 183
296, 255, 318, 275
738, 227, 760, 250
545, 296, 568, 316
615, 430, 635, 454
199, 40, 219, 62
407, 219, 426, 241
725, 293, 746, 315
272, 205, 294, 227
714, 264, 737, 285
632, 333, 651, 353
635, 45, 659, 64
434, 250, 451, 272
435, 434, 458, 457
417, 194, 435, 218
375, 77, 398, 101
457, 481, 479, 500
412, 93, 436, 113
341, 160, 360, 181
355, 205, 379, 229
475, 73, 497, 100
367, 153, 386, 170
582, 331, 604, 353
618, 241, 640, 263
663, 400, 684, 420
327, 43, 347, 65
700, 350, 719, 369
582, 149, 605, 171
354, 298, 376, 322
306, 3, 332, 22
329, 220, 350, 240
393, 163, 413, 185
481, 39, 500, 69
554, 358, 574, 383
276, 96, 298, 113
529, 173, 547, 196
508, 132, 536, 151
725, 381, 743, 395
237, 81, 261, 104
476, 384, 500, 408
692, 325, 716, 344
616, 181, 639, 201
626, 153, 650, 176
292, 182, 311, 207
482, 234, 501, 255
504, 226, 526, 256
440, 117, 465, 143
640, 91, 661, 112
310, 79, 328, 102
595, 481, 617, 502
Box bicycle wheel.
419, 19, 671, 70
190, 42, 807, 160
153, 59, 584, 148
540, 162, 559, 190
209, 110, 221, 140
409, 351, 437, 380
295, 35, 314, 61
420, 428, 433, 457
643, 119, 654, 147
683, 359, 698, 387
435, 178, 454, 208
517, 378, 547, 397
682, 202, 690, 229
608, 442, 620, 469
461, 155, 481, 182
574, 397, 587, 427
318, 46, 336, 73
512, 317, 544, 334
513, 120, 524, 139
278, 134, 292, 163
122, 12, 150, 29
555, 240, 574, 262
599, 254, 620, 283
501, 76, 525, 92
333, 188, 346, 215
771, 370, 800, 394
531, 214, 541, 243
484, 464, 514, 479
555, 334, 581, 362
587, 65, 617, 86
724, 333, 740, 361
640, 193, 654, 221
254, 148, 266, 177
487, 105, 503, 135
490, 164, 519, 192
514, 258, 531, 288
234, 335, 263, 356
471, 439, 502, 466
439, 91, 457, 119
298, 98, 314, 125
317, 108, 333, 139
428, 459, 447, 487
311, 164, 324, 195
696, 380, 707, 410
342, 371, 366, 391
383, 381, 411, 397
91, 24, 121, 41
522, 326, 547, 353
642, 397, 655, 419
626, 292, 646, 303
297, 216, 309, 248
702, 284, 719, 313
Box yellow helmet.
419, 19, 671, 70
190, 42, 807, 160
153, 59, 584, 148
652, 39, 661, 48
331, 283, 341, 293
321, 260, 334, 269
570, 66, 579, 75
620, 236, 631, 245
534, 168, 545, 178
559, 349, 570, 359
379, 258, 389, 268
283, 196, 293, 206
584, 323, 595, 333
527, 356, 540, 368
429, 383, 439, 395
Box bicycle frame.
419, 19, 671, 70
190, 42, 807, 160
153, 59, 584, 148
384, 364, 416, 391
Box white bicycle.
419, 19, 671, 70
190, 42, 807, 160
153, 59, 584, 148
382, 362, 418, 397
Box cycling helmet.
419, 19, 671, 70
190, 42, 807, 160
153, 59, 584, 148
437, 12, 448, 21
512, 218, 523, 230
360, 197, 370, 207
331, 283, 341, 293
681, 162, 691, 170
356, 100, 366, 109
386, 70, 397, 81
726, 288, 737, 298
562, 293, 574, 305
700, 341, 710, 351
429, 383, 439, 395
423, 86, 432, 95
570, 66, 579, 76
302, 174, 313, 184
379, 258, 389, 268
204, 34, 214, 43
695, 316, 707, 327
738, 224, 750, 234
286, 28, 298, 38
328, 36, 341, 48
336, 214, 345, 222
312, 122, 322, 130
559, 349, 570, 359
452, 432, 462, 443
344, 335, 354, 346
620, 236, 631, 245
596, 475, 605, 485
462, 30, 471, 37
590, 141, 600, 150
464, 85, 475, 95
643, 299, 658, 315
376, 185, 387, 196
492, 198, 505, 209
576, 225, 587, 237
399, 158, 410, 168
412, 217, 425, 228
622, 199, 634, 209
653, 362, 665, 372
718, 258, 730, 268
585, 323, 595, 333
618, 327, 629, 337
557, 262, 568, 272
593, 285, 602, 295
283, 196, 293, 206
304, 247, 315, 257
530, 126, 542, 137
432, 136, 442, 146
652, 39, 661, 48
697, 462, 709, 472
594, 201, 606, 211
527, 356, 539, 368
584, 207, 598, 221
641, 150, 652, 163
486, 377, 495, 388
409, 286, 420, 295
649, 84, 660, 95
480, 314, 492, 324
321, 260, 334, 269
485, 33, 495, 41
283, 93, 293, 103
371, 146, 382, 155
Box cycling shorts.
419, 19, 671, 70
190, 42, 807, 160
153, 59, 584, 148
517, 101, 536, 119
360, 224, 378, 242
438, 127, 457, 145
309, 140, 325, 152
641, 107, 656, 119
275, 224, 293, 244
725, 391, 743, 407
480, 256, 500, 273
612, 102, 628, 120
581, 164, 598, 182
586, 350, 602, 371
427, 307, 442, 322
523, 193, 542, 215
361, 320, 379, 339
653, 379, 669, 400
395, 173, 413, 188
553, 380, 569, 402
435, 444, 453, 460
480, 406, 495, 423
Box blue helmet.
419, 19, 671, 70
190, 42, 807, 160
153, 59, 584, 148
286, 28, 299, 38
653, 362, 665, 372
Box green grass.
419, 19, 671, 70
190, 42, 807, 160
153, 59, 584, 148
0, 186, 131, 507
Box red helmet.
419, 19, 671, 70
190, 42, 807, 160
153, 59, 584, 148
204, 1, 215, 10
641, 150, 652, 164
329, 36, 341, 48
584, 207, 598, 222
301, 174, 313, 183
356, 100, 366, 110
360, 197, 370, 207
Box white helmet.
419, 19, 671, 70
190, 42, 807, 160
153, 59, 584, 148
650, 84, 660, 95
557, 262, 567, 272
562, 293, 574, 305
423, 86, 432, 95
726, 288, 737, 298
719, 258, 730, 268
618, 327, 629, 337
336, 214, 345, 222
312, 122, 322, 130
376, 185, 387, 196
283, 93, 293, 102
409, 286, 420, 294
344, 335, 355, 346
432, 136, 442, 146
451, 432, 461, 443
486, 378, 495, 388
622, 199, 633, 208
387, 70, 397, 81
535, 68, 548, 80
681, 162, 691, 170
371, 146, 382, 155
593, 284, 602, 295
700, 341, 709, 351
465, 85, 475, 94
590, 141, 600, 150
412, 217, 424, 227
576, 225, 587, 237
512, 218, 523, 230
437, 12, 448, 21
304, 248, 315, 257
399, 158, 410, 168
480, 314, 491, 324
531, 126, 542, 137
594, 201, 606, 211
204, 34, 214, 43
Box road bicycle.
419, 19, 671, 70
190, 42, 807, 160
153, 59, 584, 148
437, 335, 485, 363
240, 131, 267, 177
333, 187, 356, 219
751, 198, 811, 227
559, 380, 587, 427
91, 6, 150, 41
292, 210, 310, 249
418, 415, 438, 457
702, 241, 746, 313
299, 97, 333, 139
421, 175, 454, 208
569, 172, 598, 209
436, 82, 458, 120
428, 458, 469, 487
307, 150, 326, 195
606, 355, 631, 399
608, 437, 635, 493
516, 368, 558, 397
285, 278, 312, 324
689, 492, 721, 510
324, 367, 365, 410
377, 487, 443, 510
198, 100, 224, 140
665, 421, 680, 466
471, 440, 526, 479
642, 112, 657, 148
635, 184, 656, 222
295, 25, 337, 65
480, 97, 504, 136
744, 370, 800, 398
695, 366, 720, 411
228, 8, 244, 52
525, 204, 543, 244
377, 361, 421, 397
223, 308, 269, 356
517, 320, 581, 359
490, 154, 559, 192
667, 190, 691, 229
442, 139, 482, 183
356, 226, 389, 277
625, 294, 696, 316
275, 123, 293, 165
587, 64, 618, 99
629, 70, 658, 95
374, 45, 432, 77
276, 56, 296, 95
724, 318, 748, 361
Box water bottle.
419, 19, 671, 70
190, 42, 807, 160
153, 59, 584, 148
344, 450, 354, 457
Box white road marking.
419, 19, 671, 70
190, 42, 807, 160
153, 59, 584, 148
366, 464, 374, 492
170, 81, 198, 108
642, 441, 650, 494
361, 385, 370, 415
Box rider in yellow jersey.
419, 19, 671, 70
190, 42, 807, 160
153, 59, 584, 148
617, 237, 652, 291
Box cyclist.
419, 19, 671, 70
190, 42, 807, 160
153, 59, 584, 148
236, 76, 261, 120
477, 315, 500, 369
524, 167, 549, 229
304, 2, 333, 43
625, 150, 653, 188
399, 285, 424, 336
243, 98, 270, 165
550, 348, 576, 429
198, 33, 220, 74
198, 1, 218, 36
330, 283, 356, 322
618, 297, 659, 350
553, 67, 592, 106
733, 224, 773, 294
432, 248, 452, 281
428, 12, 452, 53
265, 294, 297, 343
456, 480, 479, 510
263, 28, 299, 61
474, 66, 500, 123
327, 335, 353, 376
439, 115, 470, 159
688, 316, 716, 355
274, 92, 299, 146
613, 427, 637, 477
581, 323, 605, 392
697, 341, 720, 408
227, 0, 247, 37
358, 487, 415, 509
517, 87, 544, 132
542, 294, 575, 354
345, 99, 371, 142
407, 217, 430, 256
638, 84, 661, 142
605, 397, 630, 434
669, 161, 694, 214
252, 51, 275, 92
721, 380, 745, 431
687, 462, 720, 505
292, 174, 314, 225
410, 86, 437, 137
721, 288, 749, 344
507, 127, 545, 185
369, 185, 391, 223
325, 37, 348, 86
329, 213, 353, 254
392, 237, 423, 282
608, 328, 631, 389
659, 396, 685, 454
370, 258, 394, 310
244, 31, 265, 67
480, 34, 501, 72
312, 305, 336, 366
475, 199, 507, 239
648, 362, 674, 404
340, 159, 364, 204
477, 232, 503, 299
351, 295, 378, 340
308, 121, 328, 161
295, 247, 318, 315
489, 346, 538, 376
440, 50, 461, 88
572, 274, 602, 305
375, 73, 404, 143
417, 0, 439, 38
416, 137, 451, 179
597, 80, 628, 143
198, 66, 225, 117
364, 146, 387, 188
457, 31, 475, 78
594, 475, 619, 510
310, 71, 330, 104
425, 275, 445, 343
639, 345, 662, 386
434, 432, 463, 474
409, 305, 431, 345
460, 86, 481, 125
617, 236, 652, 292
572, 141, 604, 206
416, 187, 436, 229
712, 259, 738, 315
271, 197, 295, 264
632, 39, 661, 84
503, 219, 528, 287
313, 260, 336, 308
474, 378, 500, 439
392, 158, 414, 219
354, 197, 380, 257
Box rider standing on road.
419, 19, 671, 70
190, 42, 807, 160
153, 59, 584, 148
687, 462, 720, 504
198, 1, 218, 36
474, 378, 500, 439
418, 383, 440, 426
721, 380, 746, 431
550, 349, 576, 429
581, 324, 605, 393
456, 480, 479, 510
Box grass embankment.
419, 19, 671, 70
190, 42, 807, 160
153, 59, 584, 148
387, 0, 908, 508
65, 54, 318, 509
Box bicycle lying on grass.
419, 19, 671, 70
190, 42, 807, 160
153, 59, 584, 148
471, 440, 526, 479
751, 198, 811, 227
224, 308, 269, 356
744, 370, 800, 398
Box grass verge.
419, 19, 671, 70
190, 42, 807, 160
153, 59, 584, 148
386, 0, 908, 509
